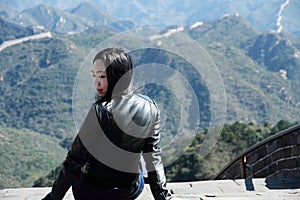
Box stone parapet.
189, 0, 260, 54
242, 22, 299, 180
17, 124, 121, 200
215, 123, 300, 179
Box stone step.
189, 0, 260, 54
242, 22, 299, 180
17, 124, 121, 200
0, 178, 299, 200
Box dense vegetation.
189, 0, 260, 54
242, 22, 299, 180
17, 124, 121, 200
0, 37, 78, 138
0, 126, 66, 189
0, 16, 34, 44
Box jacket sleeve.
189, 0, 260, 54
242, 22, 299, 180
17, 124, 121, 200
43, 135, 89, 200
142, 102, 172, 200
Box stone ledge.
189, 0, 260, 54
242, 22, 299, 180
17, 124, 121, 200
1, 178, 300, 200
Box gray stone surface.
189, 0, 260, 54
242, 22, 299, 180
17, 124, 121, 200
1, 178, 300, 200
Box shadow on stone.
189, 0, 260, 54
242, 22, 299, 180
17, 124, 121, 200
265, 178, 300, 189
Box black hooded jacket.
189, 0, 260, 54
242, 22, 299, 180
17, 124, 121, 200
45, 93, 172, 200
43, 48, 172, 200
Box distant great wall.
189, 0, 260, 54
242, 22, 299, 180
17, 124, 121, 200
0, 32, 52, 52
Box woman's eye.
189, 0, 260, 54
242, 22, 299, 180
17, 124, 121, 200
100, 75, 106, 78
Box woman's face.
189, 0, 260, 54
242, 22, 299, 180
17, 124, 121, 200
92, 59, 108, 97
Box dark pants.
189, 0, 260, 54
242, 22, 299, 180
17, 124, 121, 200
72, 174, 144, 200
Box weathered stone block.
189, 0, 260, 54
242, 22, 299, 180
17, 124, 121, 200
263, 155, 272, 166
277, 157, 298, 170
266, 141, 277, 154
291, 145, 299, 157
254, 167, 269, 177
268, 162, 277, 175
252, 159, 265, 173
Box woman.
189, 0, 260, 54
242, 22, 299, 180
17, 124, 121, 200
42, 47, 172, 200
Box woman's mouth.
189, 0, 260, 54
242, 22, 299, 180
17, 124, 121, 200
97, 89, 104, 95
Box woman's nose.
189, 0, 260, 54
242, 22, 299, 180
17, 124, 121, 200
94, 77, 100, 86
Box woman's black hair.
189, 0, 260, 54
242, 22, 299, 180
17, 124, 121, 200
93, 47, 133, 102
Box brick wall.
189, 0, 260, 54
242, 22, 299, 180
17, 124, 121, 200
215, 124, 300, 179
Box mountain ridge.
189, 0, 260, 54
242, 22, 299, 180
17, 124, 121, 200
13, 4, 90, 33
1, 0, 299, 35
11, 3, 135, 33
